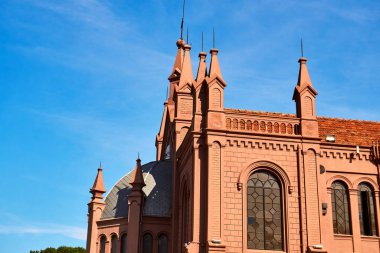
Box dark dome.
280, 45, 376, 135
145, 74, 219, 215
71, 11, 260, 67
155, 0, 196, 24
101, 160, 172, 219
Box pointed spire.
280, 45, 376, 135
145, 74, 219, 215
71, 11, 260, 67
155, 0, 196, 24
131, 156, 145, 190
209, 48, 223, 79
196, 52, 207, 84
178, 44, 194, 89
293, 56, 318, 102
170, 39, 185, 75
90, 163, 106, 198
297, 57, 313, 89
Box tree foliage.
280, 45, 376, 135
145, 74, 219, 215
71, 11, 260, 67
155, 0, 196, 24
30, 246, 85, 253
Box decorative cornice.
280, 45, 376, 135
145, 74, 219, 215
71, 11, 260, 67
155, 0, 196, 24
226, 139, 297, 152
319, 150, 370, 161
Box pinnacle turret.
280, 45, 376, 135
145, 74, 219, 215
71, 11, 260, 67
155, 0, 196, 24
195, 52, 207, 86
90, 163, 106, 199
209, 48, 223, 79
131, 157, 145, 190
178, 44, 194, 90
293, 57, 317, 101
170, 39, 185, 76
296, 58, 313, 89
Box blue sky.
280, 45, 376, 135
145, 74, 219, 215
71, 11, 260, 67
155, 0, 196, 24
0, 0, 379, 252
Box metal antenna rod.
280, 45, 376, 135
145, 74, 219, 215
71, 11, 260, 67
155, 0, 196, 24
202, 31, 204, 52
180, 0, 186, 39
301, 38, 304, 58
213, 27, 215, 48
186, 25, 189, 44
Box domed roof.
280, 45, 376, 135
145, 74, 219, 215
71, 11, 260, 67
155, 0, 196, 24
101, 160, 172, 219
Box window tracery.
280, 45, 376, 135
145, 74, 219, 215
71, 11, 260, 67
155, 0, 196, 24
247, 170, 283, 250
331, 181, 351, 234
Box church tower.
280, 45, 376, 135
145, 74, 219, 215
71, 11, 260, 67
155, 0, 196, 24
85, 6, 380, 253
293, 57, 318, 137
86, 164, 106, 253
126, 157, 146, 253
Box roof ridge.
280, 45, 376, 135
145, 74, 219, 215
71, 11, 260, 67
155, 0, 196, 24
224, 108, 296, 117
224, 108, 380, 124
317, 115, 380, 124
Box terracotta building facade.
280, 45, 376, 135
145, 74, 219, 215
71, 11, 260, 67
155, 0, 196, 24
86, 36, 380, 253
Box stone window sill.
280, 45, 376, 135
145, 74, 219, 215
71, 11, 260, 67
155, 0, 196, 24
361, 235, 380, 240
246, 249, 286, 253
333, 234, 352, 239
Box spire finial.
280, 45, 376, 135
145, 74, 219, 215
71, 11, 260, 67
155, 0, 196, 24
180, 0, 186, 39
132, 153, 145, 189
301, 38, 304, 58
90, 162, 106, 196
186, 25, 189, 44
201, 31, 204, 52
213, 27, 215, 48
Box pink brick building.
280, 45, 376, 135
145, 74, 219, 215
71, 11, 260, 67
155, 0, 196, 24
86, 36, 380, 253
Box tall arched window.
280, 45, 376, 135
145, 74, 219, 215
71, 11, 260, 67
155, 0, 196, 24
181, 182, 189, 246
331, 181, 351, 234
111, 234, 117, 253
99, 235, 107, 253
358, 183, 378, 236
158, 234, 168, 253
120, 234, 127, 253
142, 233, 153, 253
247, 170, 283, 250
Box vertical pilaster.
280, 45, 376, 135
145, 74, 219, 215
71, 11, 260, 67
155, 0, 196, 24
374, 191, 380, 249
303, 149, 322, 247
86, 166, 106, 253
349, 189, 361, 253
126, 158, 146, 253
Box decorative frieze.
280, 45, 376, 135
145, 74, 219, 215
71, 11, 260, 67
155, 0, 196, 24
226, 139, 297, 151
226, 117, 300, 136
320, 150, 370, 161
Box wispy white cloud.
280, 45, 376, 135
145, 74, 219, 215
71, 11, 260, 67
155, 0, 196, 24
0, 224, 86, 240
29, 0, 130, 33
8, 0, 172, 80
26, 108, 156, 162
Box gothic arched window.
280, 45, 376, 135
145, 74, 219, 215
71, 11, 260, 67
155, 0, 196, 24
358, 183, 378, 236
120, 234, 127, 253
158, 234, 168, 253
111, 234, 117, 253
99, 235, 107, 253
247, 170, 283, 250
331, 181, 351, 234
142, 233, 153, 253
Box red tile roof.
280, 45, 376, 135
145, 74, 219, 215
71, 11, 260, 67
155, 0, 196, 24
318, 116, 380, 146
225, 108, 380, 146
224, 108, 297, 118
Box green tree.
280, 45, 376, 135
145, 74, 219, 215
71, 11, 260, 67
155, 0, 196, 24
30, 246, 85, 253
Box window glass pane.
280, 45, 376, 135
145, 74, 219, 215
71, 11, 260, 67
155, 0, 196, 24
247, 170, 283, 250
111, 235, 117, 253
158, 235, 168, 253
331, 181, 351, 234
100, 236, 106, 253
358, 183, 378, 236
121, 234, 127, 253
142, 234, 153, 253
